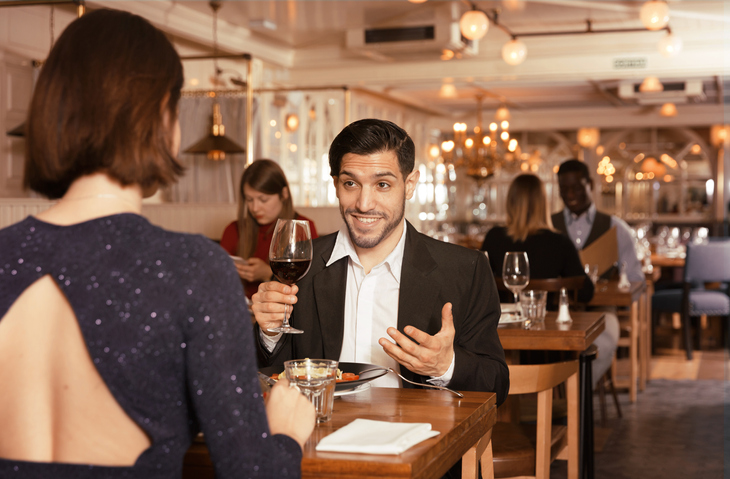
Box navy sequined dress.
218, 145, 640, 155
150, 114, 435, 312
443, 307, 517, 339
0, 214, 302, 478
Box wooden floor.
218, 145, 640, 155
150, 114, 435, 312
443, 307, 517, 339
551, 324, 727, 479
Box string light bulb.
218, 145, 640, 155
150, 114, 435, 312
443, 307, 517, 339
639, 76, 664, 93
640, 1, 669, 31
660, 102, 677, 117
459, 9, 489, 41
502, 39, 527, 65
658, 32, 683, 57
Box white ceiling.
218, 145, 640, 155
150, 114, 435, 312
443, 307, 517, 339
90, 0, 730, 128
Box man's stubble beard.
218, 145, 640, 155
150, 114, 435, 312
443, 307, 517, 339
339, 197, 405, 250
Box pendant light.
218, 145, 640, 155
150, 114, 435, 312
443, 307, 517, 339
459, 8, 489, 41
658, 31, 683, 57
184, 1, 245, 161
502, 38, 527, 65
640, 1, 669, 31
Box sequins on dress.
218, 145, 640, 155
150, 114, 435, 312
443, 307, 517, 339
0, 214, 302, 478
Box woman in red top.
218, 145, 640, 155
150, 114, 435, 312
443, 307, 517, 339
220, 159, 318, 298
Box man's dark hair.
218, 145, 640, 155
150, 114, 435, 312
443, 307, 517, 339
328, 119, 415, 177
25, 8, 184, 199
556, 159, 591, 181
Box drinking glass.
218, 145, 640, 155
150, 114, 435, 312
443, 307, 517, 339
268, 219, 313, 334
285, 359, 338, 423
502, 252, 530, 315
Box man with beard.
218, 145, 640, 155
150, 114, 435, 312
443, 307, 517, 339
252, 119, 508, 405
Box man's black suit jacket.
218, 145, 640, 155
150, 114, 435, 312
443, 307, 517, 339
256, 221, 509, 405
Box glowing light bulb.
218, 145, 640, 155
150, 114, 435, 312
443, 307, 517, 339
640, 1, 669, 31
502, 39, 527, 65
658, 32, 683, 58
459, 10, 489, 41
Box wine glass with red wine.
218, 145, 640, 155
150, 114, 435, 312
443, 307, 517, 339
268, 219, 313, 334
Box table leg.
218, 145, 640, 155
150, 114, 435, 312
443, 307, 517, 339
629, 301, 639, 403
639, 291, 647, 392
579, 346, 596, 479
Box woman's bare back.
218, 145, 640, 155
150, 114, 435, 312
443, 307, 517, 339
0, 275, 150, 465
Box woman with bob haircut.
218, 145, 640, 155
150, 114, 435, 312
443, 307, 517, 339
481, 173, 594, 304
0, 8, 313, 478
220, 159, 318, 298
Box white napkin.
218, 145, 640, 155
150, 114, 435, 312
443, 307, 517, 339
315, 419, 440, 455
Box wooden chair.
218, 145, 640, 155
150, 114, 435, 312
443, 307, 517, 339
495, 275, 586, 306
486, 360, 579, 479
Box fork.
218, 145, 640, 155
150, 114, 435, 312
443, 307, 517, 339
359, 367, 464, 398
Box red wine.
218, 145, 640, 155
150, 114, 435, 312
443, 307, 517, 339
270, 259, 312, 285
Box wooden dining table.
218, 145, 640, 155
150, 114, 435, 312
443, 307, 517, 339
497, 310, 605, 479
184, 388, 497, 479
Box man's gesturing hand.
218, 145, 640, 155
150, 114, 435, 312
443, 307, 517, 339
378, 303, 455, 377
251, 281, 298, 336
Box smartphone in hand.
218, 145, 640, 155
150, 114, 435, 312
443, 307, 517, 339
229, 255, 248, 267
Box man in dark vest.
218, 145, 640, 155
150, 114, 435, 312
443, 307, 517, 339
552, 159, 644, 282
552, 159, 642, 391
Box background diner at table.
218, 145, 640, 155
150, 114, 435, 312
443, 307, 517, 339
220, 158, 318, 299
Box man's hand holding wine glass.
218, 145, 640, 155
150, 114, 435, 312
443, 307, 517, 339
260, 219, 312, 335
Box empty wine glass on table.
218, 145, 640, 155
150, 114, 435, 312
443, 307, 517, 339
268, 219, 313, 334
503, 252, 530, 319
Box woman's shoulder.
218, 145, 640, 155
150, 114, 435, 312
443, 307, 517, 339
529, 228, 575, 250
485, 225, 508, 239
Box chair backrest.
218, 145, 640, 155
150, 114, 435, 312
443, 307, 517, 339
490, 359, 580, 479
494, 275, 585, 294
684, 239, 730, 283
508, 359, 579, 395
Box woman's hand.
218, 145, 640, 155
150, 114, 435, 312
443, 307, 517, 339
235, 257, 273, 283
265, 377, 315, 450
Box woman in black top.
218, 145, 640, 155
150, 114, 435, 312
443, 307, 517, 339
481, 174, 594, 305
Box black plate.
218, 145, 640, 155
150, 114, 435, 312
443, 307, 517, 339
259, 361, 388, 392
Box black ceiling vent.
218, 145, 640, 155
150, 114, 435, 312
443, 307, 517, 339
633, 82, 686, 93
364, 25, 435, 44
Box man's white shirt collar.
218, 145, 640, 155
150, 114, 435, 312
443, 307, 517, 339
326, 219, 407, 283
566, 202, 596, 225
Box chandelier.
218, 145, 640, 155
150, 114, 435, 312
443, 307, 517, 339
440, 95, 520, 181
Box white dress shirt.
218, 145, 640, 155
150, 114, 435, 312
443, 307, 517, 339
261, 220, 455, 388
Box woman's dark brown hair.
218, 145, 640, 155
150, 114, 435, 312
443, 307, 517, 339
237, 159, 294, 259
24, 8, 184, 199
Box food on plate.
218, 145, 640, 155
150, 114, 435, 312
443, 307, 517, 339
270, 369, 360, 383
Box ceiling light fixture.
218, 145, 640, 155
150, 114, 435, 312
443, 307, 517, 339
640, 0, 670, 31
710, 125, 730, 147
285, 113, 299, 132
639, 76, 664, 93
660, 102, 677, 117
458, 4, 673, 67
184, 1, 245, 161
440, 95, 521, 181
439, 83, 458, 98
577, 128, 600, 148
495, 106, 511, 121
502, 38, 527, 65
459, 8, 489, 41
658, 31, 683, 57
